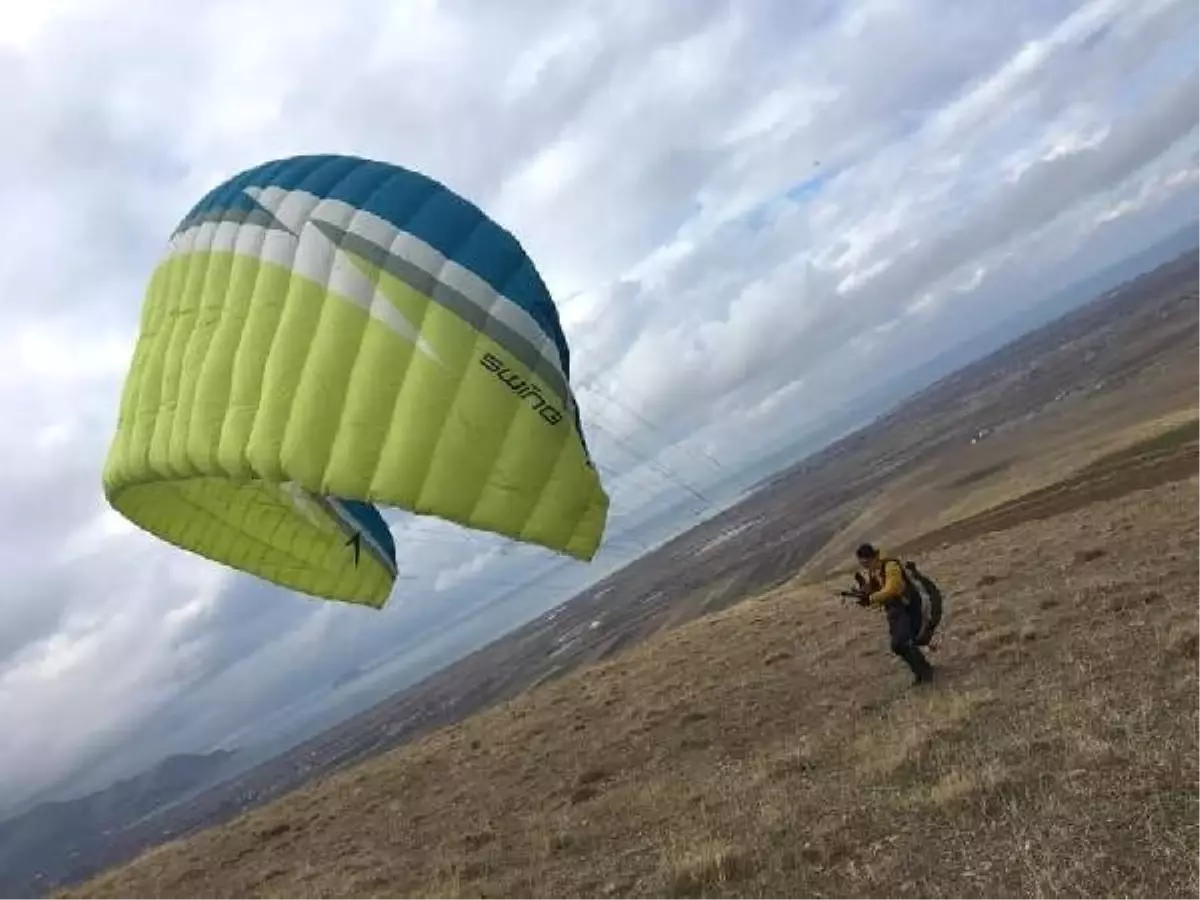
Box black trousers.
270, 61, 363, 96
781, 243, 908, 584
885, 599, 932, 680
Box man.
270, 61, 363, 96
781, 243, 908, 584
854, 543, 934, 685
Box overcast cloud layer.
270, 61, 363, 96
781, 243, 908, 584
1, 0, 1197, 810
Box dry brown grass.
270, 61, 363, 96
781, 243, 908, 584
66, 471, 1199, 899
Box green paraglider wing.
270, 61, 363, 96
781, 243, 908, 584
102, 154, 609, 607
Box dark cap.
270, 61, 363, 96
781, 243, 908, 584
855, 543, 878, 561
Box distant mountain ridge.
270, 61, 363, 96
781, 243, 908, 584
0, 749, 236, 897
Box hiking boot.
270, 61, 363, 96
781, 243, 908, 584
912, 665, 935, 686
899, 645, 934, 685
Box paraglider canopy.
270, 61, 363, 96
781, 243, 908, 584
102, 154, 609, 608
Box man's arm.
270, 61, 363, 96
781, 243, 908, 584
869, 560, 905, 606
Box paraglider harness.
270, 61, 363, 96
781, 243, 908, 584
839, 557, 944, 647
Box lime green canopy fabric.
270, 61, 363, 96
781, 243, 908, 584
103, 154, 609, 607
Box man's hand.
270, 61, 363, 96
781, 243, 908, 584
838, 589, 870, 606
843, 571, 872, 606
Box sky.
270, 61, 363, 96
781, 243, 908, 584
1, 0, 1197, 812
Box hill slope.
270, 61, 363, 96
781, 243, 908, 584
70, 468, 1198, 897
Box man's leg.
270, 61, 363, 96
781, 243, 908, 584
886, 600, 933, 684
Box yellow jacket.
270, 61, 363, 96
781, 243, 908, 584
866, 557, 909, 607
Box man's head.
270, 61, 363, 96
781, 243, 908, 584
855, 542, 882, 571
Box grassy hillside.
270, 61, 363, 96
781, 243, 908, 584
70, 464, 1198, 897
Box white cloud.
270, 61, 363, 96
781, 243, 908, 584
434, 548, 506, 594
0, 0, 1196, 810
